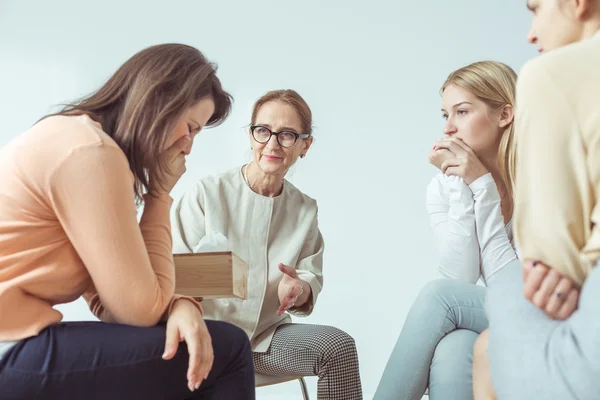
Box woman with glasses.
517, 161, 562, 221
172, 89, 363, 400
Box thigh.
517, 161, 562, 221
486, 260, 600, 399
429, 329, 478, 400
253, 323, 357, 377
0, 320, 251, 400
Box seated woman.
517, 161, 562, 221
475, 0, 600, 398
172, 89, 363, 400
374, 61, 518, 400
0, 43, 255, 400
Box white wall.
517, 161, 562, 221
0, 1, 535, 398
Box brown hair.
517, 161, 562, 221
441, 61, 517, 206
251, 89, 313, 135
51, 43, 232, 203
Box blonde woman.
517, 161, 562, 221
475, 0, 600, 398
374, 61, 517, 400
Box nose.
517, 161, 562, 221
527, 26, 537, 45
444, 119, 457, 136
183, 135, 193, 155
265, 134, 281, 150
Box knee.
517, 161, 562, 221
322, 327, 358, 359
414, 279, 457, 309
209, 320, 251, 353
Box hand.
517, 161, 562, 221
434, 137, 488, 184
162, 299, 213, 392
522, 260, 580, 320
277, 264, 306, 316
428, 140, 455, 170
151, 135, 191, 195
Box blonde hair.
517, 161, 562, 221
441, 61, 517, 204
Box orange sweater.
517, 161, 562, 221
0, 114, 199, 342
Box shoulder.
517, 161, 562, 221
283, 179, 318, 211
8, 115, 128, 178
518, 36, 599, 94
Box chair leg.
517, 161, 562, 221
298, 377, 310, 400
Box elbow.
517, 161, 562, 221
112, 299, 170, 327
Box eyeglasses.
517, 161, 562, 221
250, 125, 310, 148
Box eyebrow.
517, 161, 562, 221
255, 123, 299, 133
441, 101, 473, 112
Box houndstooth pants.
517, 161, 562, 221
253, 323, 362, 400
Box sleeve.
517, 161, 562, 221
171, 182, 207, 254
49, 144, 183, 326
469, 173, 518, 286
426, 174, 481, 283
288, 208, 324, 317
513, 60, 595, 287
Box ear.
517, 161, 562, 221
302, 136, 314, 155
498, 104, 514, 129
573, 0, 596, 19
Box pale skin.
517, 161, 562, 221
474, 1, 600, 398
151, 97, 223, 393
430, 84, 513, 224
245, 100, 314, 315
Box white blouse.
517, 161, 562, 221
426, 173, 518, 286
171, 167, 324, 352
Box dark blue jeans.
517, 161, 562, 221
0, 320, 255, 399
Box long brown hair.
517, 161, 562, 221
441, 61, 517, 205
51, 43, 232, 203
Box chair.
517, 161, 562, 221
255, 373, 310, 400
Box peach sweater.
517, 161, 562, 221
0, 114, 200, 345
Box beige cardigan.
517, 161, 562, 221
172, 167, 324, 352
513, 30, 600, 286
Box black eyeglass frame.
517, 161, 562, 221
250, 125, 311, 148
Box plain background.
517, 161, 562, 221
0, 1, 535, 398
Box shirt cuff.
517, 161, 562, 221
468, 173, 494, 192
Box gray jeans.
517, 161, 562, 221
487, 259, 600, 399
374, 279, 488, 400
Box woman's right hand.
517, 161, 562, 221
522, 260, 580, 320
151, 135, 191, 195
428, 141, 455, 170
162, 298, 213, 392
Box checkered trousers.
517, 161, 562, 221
253, 323, 362, 400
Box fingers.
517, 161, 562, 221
523, 261, 549, 300
435, 138, 468, 157
441, 157, 462, 174
193, 331, 213, 391
545, 276, 574, 318
531, 268, 561, 308
278, 263, 298, 278
184, 323, 213, 392
167, 135, 192, 159
556, 289, 579, 320
162, 321, 180, 361
277, 294, 298, 316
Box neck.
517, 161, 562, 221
582, 20, 600, 40
480, 153, 506, 190
245, 162, 285, 197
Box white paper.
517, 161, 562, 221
193, 232, 231, 253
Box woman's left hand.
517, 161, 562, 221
522, 259, 580, 320
277, 264, 308, 316
435, 137, 489, 185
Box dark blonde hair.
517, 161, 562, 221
442, 61, 517, 202
51, 43, 232, 203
